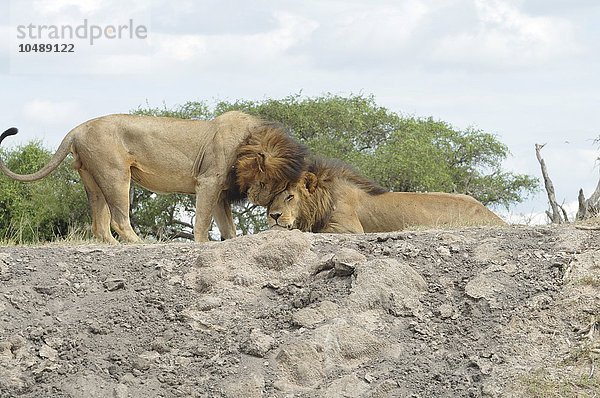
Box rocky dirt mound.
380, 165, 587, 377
1, 226, 599, 397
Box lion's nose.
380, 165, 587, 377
269, 212, 281, 221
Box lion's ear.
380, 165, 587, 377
304, 172, 318, 194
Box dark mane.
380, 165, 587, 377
234, 121, 308, 193
293, 156, 387, 232
308, 157, 387, 196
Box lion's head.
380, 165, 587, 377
266, 170, 336, 232
234, 122, 308, 206
266, 157, 387, 232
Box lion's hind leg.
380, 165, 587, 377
78, 169, 118, 244
87, 167, 142, 243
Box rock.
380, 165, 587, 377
131, 355, 151, 371
75, 247, 105, 254
292, 301, 341, 328
439, 304, 454, 319
324, 374, 370, 397
436, 246, 451, 257
275, 342, 324, 387
222, 365, 265, 398
313, 320, 384, 367
113, 383, 129, 398
464, 267, 518, 310
364, 372, 376, 383
103, 278, 125, 291
39, 344, 58, 361
473, 239, 504, 263
465, 275, 496, 299
332, 248, 367, 276
151, 338, 171, 354
196, 295, 223, 311
33, 285, 57, 295
347, 258, 427, 315
292, 307, 325, 328
241, 329, 275, 358
43, 336, 63, 349
190, 230, 312, 291
88, 321, 111, 335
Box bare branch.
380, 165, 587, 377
172, 219, 194, 229
535, 143, 564, 224
577, 189, 588, 220
167, 230, 195, 241
577, 179, 600, 220
558, 203, 569, 223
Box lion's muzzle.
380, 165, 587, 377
268, 211, 294, 230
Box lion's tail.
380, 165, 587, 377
0, 127, 75, 182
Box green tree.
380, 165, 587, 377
0, 142, 90, 243
1, 94, 537, 243
131, 93, 538, 239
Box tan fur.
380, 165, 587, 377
0, 111, 307, 243
267, 158, 506, 233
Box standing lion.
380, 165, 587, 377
0, 111, 307, 243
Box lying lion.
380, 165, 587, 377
267, 158, 506, 233
0, 111, 307, 243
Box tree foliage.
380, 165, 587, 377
0, 142, 90, 243
131, 94, 538, 239
1, 94, 538, 243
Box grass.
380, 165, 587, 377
578, 276, 600, 288
522, 369, 600, 398
0, 221, 93, 246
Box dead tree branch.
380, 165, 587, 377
576, 179, 600, 220
535, 143, 565, 224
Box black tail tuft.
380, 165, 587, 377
0, 128, 18, 144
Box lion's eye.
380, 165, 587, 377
286, 194, 294, 201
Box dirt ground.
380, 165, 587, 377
1, 225, 599, 397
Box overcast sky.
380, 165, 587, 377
1, 0, 600, 222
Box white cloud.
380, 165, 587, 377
134, 12, 318, 73
155, 34, 207, 62
22, 99, 82, 126
299, 0, 430, 67
30, 0, 148, 17
432, 0, 584, 69
0, 25, 9, 57
324, 1, 429, 51
31, 0, 104, 15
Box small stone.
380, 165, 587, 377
33, 285, 56, 295
291, 307, 324, 328
332, 248, 367, 276
39, 344, 59, 361
43, 336, 63, 349
113, 384, 129, 398
151, 338, 170, 354
76, 247, 105, 254
436, 246, 451, 257
103, 279, 125, 291
196, 296, 223, 311
88, 322, 111, 335
131, 356, 150, 371
241, 329, 275, 358
439, 304, 454, 319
